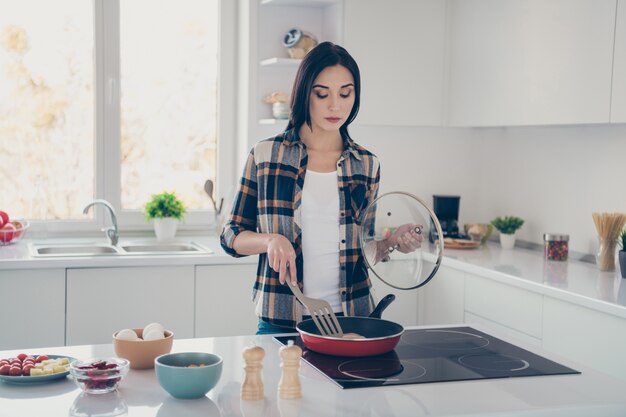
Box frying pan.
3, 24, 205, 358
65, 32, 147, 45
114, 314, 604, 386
295, 294, 404, 357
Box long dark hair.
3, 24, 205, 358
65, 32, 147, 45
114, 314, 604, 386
286, 42, 361, 140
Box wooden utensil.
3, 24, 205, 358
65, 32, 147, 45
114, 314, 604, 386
592, 212, 626, 271
203, 179, 224, 214
441, 238, 481, 250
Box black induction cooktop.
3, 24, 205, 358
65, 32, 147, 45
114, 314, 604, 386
274, 326, 580, 389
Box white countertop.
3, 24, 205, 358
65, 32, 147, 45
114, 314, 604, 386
0, 236, 257, 269
440, 243, 626, 319
1, 324, 625, 417
2, 236, 624, 319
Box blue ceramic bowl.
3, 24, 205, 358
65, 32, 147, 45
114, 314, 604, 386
154, 352, 223, 399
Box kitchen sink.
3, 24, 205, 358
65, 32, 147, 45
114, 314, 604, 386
119, 242, 212, 255
30, 241, 213, 257
32, 244, 123, 257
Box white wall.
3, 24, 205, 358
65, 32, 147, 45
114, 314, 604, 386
351, 123, 626, 254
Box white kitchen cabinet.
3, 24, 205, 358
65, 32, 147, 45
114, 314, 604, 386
240, 0, 447, 150
0, 269, 65, 350
543, 296, 626, 382
418, 265, 465, 325
464, 312, 542, 347
66, 266, 194, 345
611, 0, 626, 122
464, 273, 543, 339
195, 264, 258, 337
343, 0, 446, 126
447, 0, 616, 126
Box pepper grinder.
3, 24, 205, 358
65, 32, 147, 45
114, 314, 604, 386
278, 340, 302, 399
241, 346, 265, 401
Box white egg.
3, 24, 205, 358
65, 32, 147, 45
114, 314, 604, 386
143, 329, 165, 341
116, 328, 139, 341
142, 322, 164, 337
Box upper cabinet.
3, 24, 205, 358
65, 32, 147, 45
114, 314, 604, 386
238, 0, 445, 147
612, 0, 626, 123
240, 0, 624, 134
343, 0, 446, 126
446, 0, 617, 127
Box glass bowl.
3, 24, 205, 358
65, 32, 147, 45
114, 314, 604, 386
0, 219, 30, 246
69, 358, 129, 394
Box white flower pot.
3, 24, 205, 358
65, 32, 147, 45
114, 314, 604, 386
499, 233, 516, 250
153, 218, 179, 241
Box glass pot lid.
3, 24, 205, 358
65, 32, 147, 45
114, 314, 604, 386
359, 191, 444, 290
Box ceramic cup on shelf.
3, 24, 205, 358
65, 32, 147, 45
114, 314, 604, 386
272, 102, 289, 119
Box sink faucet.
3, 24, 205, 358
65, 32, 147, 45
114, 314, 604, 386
83, 199, 119, 246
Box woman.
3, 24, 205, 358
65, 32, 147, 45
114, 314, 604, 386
220, 42, 421, 334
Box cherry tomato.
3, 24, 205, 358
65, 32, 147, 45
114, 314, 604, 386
9, 366, 22, 376
16, 353, 27, 361
35, 355, 49, 363
22, 364, 34, 376
0, 365, 10, 375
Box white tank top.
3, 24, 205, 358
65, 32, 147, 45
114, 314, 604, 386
301, 170, 342, 314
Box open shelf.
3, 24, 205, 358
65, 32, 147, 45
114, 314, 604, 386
260, 57, 302, 67
261, 0, 340, 6
259, 118, 289, 125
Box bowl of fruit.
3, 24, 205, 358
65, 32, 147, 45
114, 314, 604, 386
0, 210, 29, 246
69, 358, 129, 394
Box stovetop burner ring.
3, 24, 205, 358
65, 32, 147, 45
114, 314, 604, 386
404, 329, 490, 351
458, 353, 530, 372
337, 359, 427, 382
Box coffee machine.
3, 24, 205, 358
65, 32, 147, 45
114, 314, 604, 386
430, 195, 465, 242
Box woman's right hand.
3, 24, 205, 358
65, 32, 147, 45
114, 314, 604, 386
266, 234, 297, 285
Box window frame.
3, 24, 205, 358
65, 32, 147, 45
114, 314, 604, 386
39, 0, 236, 236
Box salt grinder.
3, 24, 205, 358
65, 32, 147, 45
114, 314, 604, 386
241, 345, 265, 400
278, 340, 302, 399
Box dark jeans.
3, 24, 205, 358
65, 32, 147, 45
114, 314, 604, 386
256, 313, 344, 335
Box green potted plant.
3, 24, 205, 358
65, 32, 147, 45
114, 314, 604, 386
145, 191, 186, 241
491, 216, 524, 249
619, 229, 626, 278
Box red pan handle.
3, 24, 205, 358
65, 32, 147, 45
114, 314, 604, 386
369, 294, 395, 319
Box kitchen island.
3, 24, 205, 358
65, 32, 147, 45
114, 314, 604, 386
1, 324, 625, 417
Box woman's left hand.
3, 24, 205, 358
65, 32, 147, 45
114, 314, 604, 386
385, 223, 423, 254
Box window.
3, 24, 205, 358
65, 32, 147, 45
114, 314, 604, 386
0, 0, 94, 221
0, 0, 235, 234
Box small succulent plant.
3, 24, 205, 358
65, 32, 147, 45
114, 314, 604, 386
491, 216, 524, 235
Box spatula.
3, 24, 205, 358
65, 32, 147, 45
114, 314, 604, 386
285, 274, 344, 338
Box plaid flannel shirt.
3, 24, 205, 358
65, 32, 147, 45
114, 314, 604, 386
220, 128, 381, 328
